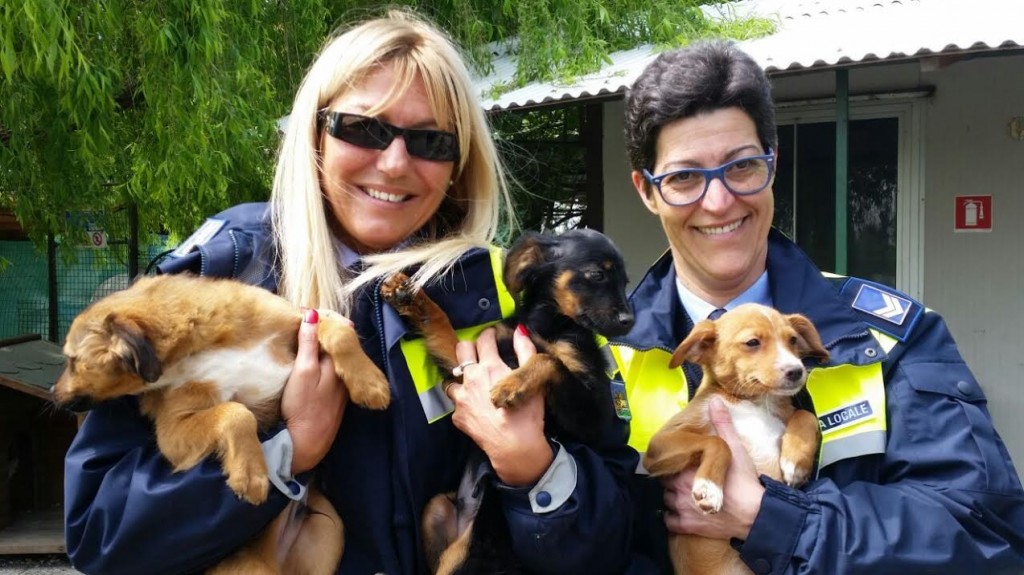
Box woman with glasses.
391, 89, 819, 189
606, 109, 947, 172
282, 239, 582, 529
613, 40, 1024, 573
63, 10, 635, 574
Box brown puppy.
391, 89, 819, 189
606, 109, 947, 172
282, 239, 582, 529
643, 303, 828, 575
52, 273, 392, 575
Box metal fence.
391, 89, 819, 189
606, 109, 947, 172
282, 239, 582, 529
0, 207, 169, 344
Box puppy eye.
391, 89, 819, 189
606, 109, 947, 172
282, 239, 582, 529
585, 270, 606, 282
745, 338, 760, 348
790, 336, 799, 347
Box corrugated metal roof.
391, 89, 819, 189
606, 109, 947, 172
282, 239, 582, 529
475, 0, 1024, 111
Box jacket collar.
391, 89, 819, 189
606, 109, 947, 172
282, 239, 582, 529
764, 229, 878, 365
615, 248, 690, 353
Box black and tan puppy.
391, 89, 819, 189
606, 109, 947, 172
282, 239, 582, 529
643, 303, 828, 575
52, 273, 392, 575
381, 228, 635, 574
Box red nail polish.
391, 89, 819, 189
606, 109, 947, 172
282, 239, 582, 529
304, 308, 319, 324
516, 324, 529, 337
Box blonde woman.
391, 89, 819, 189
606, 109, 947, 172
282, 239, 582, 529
64, 10, 635, 574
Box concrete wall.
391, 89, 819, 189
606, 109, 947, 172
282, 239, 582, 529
600, 53, 1024, 474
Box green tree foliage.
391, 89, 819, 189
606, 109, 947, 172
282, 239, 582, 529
492, 107, 588, 234
0, 0, 769, 245
1, 0, 328, 245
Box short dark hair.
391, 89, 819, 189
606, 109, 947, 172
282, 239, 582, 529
623, 40, 777, 173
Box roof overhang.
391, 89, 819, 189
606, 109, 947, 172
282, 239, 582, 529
474, 0, 1024, 112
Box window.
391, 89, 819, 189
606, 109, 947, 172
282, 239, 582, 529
774, 100, 923, 297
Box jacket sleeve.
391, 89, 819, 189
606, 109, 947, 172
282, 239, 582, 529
737, 311, 1024, 574
497, 417, 637, 574
64, 397, 292, 575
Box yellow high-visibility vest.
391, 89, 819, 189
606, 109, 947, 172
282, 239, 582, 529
609, 329, 896, 470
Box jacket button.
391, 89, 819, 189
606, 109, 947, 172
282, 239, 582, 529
864, 347, 878, 358
535, 490, 552, 507
753, 558, 771, 574
287, 480, 301, 495
957, 380, 973, 395
477, 297, 491, 310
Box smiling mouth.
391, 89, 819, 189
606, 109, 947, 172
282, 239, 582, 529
366, 187, 409, 203
696, 218, 744, 236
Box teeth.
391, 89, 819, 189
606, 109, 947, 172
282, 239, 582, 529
698, 219, 743, 235
366, 188, 407, 203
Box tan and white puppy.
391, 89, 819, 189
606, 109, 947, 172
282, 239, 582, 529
643, 303, 828, 575
52, 273, 391, 574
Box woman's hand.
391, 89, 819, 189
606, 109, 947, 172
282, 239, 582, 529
446, 327, 552, 486
662, 396, 764, 541
281, 309, 350, 475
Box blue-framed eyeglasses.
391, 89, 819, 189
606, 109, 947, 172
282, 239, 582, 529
642, 148, 775, 207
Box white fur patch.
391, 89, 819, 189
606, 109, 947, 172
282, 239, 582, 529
692, 477, 724, 514
153, 337, 293, 404
781, 458, 797, 484
774, 341, 805, 383
781, 457, 809, 487
728, 400, 785, 471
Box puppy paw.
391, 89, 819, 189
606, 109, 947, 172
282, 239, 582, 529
422, 492, 459, 570
691, 477, 724, 514
781, 457, 812, 487
225, 460, 270, 505
490, 377, 528, 409
341, 350, 390, 409
380, 273, 417, 315
347, 367, 391, 410
319, 316, 392, 410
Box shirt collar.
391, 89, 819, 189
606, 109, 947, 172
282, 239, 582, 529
675, 270, 772, 325
332, 236, 362, 270
331, 234, 418, 271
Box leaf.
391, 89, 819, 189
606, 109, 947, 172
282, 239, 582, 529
0, 43, 16, 82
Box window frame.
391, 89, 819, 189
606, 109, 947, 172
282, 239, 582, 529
775, 99, 925, 299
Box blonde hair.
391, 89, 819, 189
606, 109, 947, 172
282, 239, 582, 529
271, 9, 514, 314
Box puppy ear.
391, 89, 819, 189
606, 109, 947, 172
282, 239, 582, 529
106, 314, 163, 382
787, 313, 830, 363
502, 232, 548, 296
669, 319, 717, 368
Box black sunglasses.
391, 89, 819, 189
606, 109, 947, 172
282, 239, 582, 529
318, 111, 460, 162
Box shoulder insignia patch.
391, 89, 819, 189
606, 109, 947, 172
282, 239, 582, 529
171, 217, 226, 258
842, 279, 923, 342
852, 283, 912, 325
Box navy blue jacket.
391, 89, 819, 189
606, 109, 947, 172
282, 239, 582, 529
620, 230, 1024, 574
64, 202, 637, 574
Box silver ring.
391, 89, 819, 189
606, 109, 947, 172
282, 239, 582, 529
451, 360, 476, 377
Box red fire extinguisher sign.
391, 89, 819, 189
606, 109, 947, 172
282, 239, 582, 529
954, 195, 992, 232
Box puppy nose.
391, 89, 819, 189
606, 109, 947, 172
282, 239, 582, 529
785, 366, 805, 383
58, 395, 96, 413
617, 312, 635, 330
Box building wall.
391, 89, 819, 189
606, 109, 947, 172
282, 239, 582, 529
920, 54, 1024, 472
601, 53, 1024, 473
602, 99, 666, 287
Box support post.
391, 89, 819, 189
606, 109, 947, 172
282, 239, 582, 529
834, 69, 849, 275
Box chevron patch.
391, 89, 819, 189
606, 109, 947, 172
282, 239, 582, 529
851, 283, 912, 325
